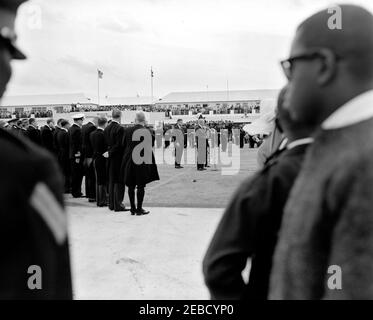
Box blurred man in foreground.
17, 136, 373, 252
0, 0, 72, 299
270, 5, 373, 299
203, 88, 315, 300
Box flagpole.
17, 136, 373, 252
97, 70, 100, 107
151, 66, 154, 104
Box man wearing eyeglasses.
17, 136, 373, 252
270, 5, 373, 300
0, 0, 72, 299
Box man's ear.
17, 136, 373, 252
317, 48, 338, 86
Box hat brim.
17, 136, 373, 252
10, 44, 26, 60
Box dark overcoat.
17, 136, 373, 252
90, 128, 108, 185
40, 125, 54, 153
104, 121, 125, 184
121, 124, 159, 187
203, 143, 310, 300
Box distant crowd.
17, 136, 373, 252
0, 110, 53, 119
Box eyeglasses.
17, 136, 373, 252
281, 49, 343, 80
280, 52, 325, 80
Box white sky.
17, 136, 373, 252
5, 0, 373, 100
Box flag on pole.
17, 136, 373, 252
151, 67, 154, 78
98, 69, 104, 79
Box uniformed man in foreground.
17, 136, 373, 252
203, 88, 316, 300
69, 113, 85, 198
0, 0, 72, 299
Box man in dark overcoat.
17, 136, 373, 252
90, 117, 108, 207
81, 117, 97, 202
104, 109, 128, 212
56, 120, 71, 193
121, 111, 159, 215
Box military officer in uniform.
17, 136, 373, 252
57, 120, 71, 194
69, 113, 84, 198
104, 109, 128, 212
172, 119, 187, 169
81, 117, 97, 202
195, 119, 208, 171
0, 0, 72, 299
90, 117, 109, 207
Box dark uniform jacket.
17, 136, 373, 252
56, 129, 70, 165
203, 142, 310, 300
0, 128, 72, 299
40, 125, 54, 153
90, 128, 108, 184
26, 125, 41, 146
121, 124, 159, 187
90, 128, 107, 160
104, 121, 125, 184
81, 122, 96, 159
53, 127, 62, 153
68, 124, 82, 160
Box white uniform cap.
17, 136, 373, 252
72, 113, 85, 120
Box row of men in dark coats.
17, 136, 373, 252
53, 110, 159, 215
4, 117, 57, 152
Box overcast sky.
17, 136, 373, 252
5, 0, 373, 101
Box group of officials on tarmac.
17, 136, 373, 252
57, 110, 159, 215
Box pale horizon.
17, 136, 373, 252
5, 0, 373, 101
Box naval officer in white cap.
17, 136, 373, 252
68, 113, 85, 198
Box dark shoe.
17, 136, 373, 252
130, 208, 137, 215
175, 166, 184, 169
136, 208, 150, 215
114, 205, 130, 212
88, 198, 96, 203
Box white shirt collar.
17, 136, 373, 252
97, 127, 104, 131
286, 137, 314, 150
322, 89, 373, 130
111, 120, 120, 124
